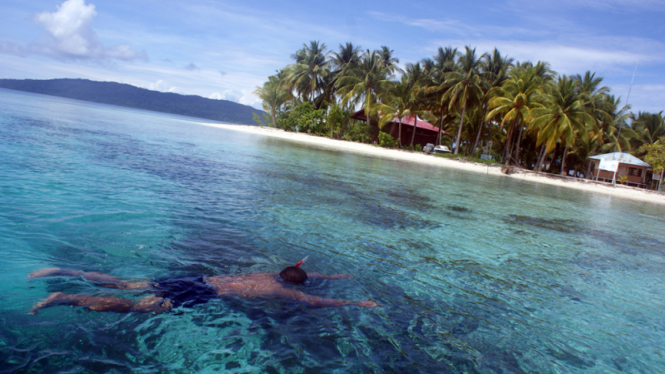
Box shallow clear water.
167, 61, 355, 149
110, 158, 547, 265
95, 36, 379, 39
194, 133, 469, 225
1, 88, 664, 373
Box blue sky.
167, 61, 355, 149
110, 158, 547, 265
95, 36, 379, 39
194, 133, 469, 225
1, 0, 664, 113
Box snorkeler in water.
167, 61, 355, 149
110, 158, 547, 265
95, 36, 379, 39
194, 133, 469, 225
28, 257, 378, 314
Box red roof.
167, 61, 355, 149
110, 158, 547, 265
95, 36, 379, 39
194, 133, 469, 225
350, 109, 445, 134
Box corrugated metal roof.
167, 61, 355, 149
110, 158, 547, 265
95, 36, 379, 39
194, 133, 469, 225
588, 152, 651, 167
350, 110, 446, 134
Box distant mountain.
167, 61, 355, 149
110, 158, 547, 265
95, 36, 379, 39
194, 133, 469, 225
0, 78, 263, 125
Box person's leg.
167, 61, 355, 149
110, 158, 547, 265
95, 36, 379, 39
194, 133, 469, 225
28, 268, 151, 290
30, 292, 172, 314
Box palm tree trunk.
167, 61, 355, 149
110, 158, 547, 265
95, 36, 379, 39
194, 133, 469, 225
659, 170, 664, 190
454, 104, 466, 155
503, 117, 518, 165
410, 115, 418, 146
471, 108, 487, 157
559, 146, 568, 176
585, 142, 600, 178
398, 117, 403, 148
437, 111, 444, 146
514, 120, 524, 166
535, 144, 545, 172
591, 142, 599, 156
548, 148, 557, 172
585, 158, 594, 179
272, 109, 277, 128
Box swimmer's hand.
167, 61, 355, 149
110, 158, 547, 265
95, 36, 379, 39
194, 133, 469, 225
329, 274, 351, 279
308, 273, 351, 280
356, 300, 378, 308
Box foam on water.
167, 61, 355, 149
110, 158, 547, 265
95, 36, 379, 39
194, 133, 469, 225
1, 88, 665, 373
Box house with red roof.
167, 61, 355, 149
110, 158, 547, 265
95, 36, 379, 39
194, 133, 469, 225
350, 109, 446, 147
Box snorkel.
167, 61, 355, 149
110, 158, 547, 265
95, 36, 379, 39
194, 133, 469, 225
294, 256, 308, 268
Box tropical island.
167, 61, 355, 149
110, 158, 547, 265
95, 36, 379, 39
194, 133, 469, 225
251, 41, 665, 192
0, 78, 264, 126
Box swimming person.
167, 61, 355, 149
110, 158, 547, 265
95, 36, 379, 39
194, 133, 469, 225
28, 258, 378, 314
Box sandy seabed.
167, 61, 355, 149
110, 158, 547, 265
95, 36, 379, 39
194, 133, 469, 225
196, 122, 665, 206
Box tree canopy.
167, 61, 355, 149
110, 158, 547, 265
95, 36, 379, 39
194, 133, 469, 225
256, 40, 663, 186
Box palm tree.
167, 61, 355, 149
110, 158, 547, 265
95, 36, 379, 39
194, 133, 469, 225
285, 41, 329, 103
575, 70, 610, 151
375, 63, 428, 147
254, 72, 293, 128
404, 63, 429, 146
588, 95, 636, 154
376, 75, 414, 147
337, 49, 394, 130
575, 71, 609, 98
422, 47, 458, 146
328, 43, 362, 107
516, 62, 555, 167
632, 111, 665, 154
531, 76, 595, 176
331, 43, 362, 73
379, 46, 400, 73
471, 48, 514, 155
444, 46, 487, 154
486, 64, 543, 164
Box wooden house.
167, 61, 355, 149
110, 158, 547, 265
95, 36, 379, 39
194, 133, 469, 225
588, 152, 653, 188
350, 110, 446, 147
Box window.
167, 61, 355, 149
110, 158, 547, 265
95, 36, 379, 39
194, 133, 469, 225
628, 168, 643, 177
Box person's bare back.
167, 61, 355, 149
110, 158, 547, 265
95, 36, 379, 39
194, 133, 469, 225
204, 273, 377, 307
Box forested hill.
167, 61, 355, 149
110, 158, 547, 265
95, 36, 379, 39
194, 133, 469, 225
0, 78, 263, 125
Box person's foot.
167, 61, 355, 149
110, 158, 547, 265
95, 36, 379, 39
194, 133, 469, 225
132, 295, 173, 313
356, 300, 378, 308
28, 268, 63, 279
30, 292, 67, 314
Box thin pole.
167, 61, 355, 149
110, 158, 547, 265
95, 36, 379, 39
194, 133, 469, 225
614, 62, 638, 153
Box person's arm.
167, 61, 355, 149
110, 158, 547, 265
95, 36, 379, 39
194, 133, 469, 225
307, 273, 350, 280
280, 289, 377, 308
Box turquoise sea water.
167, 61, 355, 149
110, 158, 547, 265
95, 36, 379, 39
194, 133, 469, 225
1, 88, 664, 373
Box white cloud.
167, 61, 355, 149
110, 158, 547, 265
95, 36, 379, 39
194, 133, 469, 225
554, 0, 665, 11
32, 0, 146, 61
612, 84, 665, 113
208, 89, 261, 109
208, 89, 242, 102
427, 38, 656, 76
146, 79, 178, 93
0, 41, 26, 57
367, 11, 542, 40
238, 90, 261, 108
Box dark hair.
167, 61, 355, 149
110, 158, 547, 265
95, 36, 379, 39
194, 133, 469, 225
279, 266, 308, 284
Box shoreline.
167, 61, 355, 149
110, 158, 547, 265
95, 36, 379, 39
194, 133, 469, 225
195, 122, 665, 206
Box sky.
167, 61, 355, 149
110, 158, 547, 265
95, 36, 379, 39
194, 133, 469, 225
0, 0, 664, 113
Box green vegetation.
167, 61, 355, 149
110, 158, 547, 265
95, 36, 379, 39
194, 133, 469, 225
277, 102, 325, 134
378, 131, 398, 148
0, 78, 264, 125
256, 41, 663, 187
640, 137, 665, 189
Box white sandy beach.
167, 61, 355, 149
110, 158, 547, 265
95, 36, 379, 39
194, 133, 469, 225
197, 122, 665, 206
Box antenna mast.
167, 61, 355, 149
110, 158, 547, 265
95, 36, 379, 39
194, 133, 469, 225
614, 62, 638, 153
